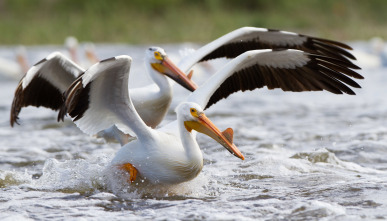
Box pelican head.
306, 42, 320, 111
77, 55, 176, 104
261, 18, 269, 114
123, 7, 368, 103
177, 102, 245, 160
146, 47, 197, 91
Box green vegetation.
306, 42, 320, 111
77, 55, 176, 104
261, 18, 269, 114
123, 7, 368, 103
0, 0, 386, 45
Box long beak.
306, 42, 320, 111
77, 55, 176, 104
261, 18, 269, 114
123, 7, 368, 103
69, 47, 79, 64
159, 57, 198, 92
16, 54, 29, 74
185, 113, 245, 160
85, 50, 99, 63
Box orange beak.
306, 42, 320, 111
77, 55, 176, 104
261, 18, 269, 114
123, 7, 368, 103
185, 113, 245, 160
152, 57, 198, 92
85, 50, 99, 63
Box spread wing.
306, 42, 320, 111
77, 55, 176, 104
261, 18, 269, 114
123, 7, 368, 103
10, 52, 84, 126
178, 27, 356, 73
58, 56, 151, 139
186, 49, 363, 110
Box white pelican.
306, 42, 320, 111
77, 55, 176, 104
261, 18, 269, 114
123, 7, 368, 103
10, 48, 197, 138
64, 36, 80, 65
57, 45, 362, 184
10, 27, 359, 133
352, 37, 387, 68
65, 36, 100, 68
0, 46, 29, 80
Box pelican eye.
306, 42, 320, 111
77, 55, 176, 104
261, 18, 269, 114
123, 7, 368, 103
190, 108, 199, 117
154, 51, 163, 60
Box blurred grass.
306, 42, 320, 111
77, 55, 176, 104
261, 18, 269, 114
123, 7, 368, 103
0, 0, 387, 45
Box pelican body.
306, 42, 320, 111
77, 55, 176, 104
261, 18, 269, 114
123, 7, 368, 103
112, 117, 204, 184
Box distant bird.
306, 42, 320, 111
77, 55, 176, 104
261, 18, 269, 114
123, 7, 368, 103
0, 46, 29, 80
56, 45, 362, 184
65, 36, 100, 68
0, 36, 97, 81
64, 36, 80, 64
352, 37, 387, 68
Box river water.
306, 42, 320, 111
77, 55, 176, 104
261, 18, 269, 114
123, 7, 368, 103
1, 42, 387, 220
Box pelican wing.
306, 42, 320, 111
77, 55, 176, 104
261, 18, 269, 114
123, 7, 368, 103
10, 52, 84, 126
178, 27, 356, 73
58, 56, 150, 138
187, 49, 363, 110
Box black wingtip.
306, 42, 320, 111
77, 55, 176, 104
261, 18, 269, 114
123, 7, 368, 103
10, 117, 19, 127
57, 108, 66, 122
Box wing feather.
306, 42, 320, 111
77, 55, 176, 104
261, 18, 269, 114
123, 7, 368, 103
186, 49, 363, 110
178, 27, 356, 73
10, 52, 84, 126
58, 55, 150, 138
